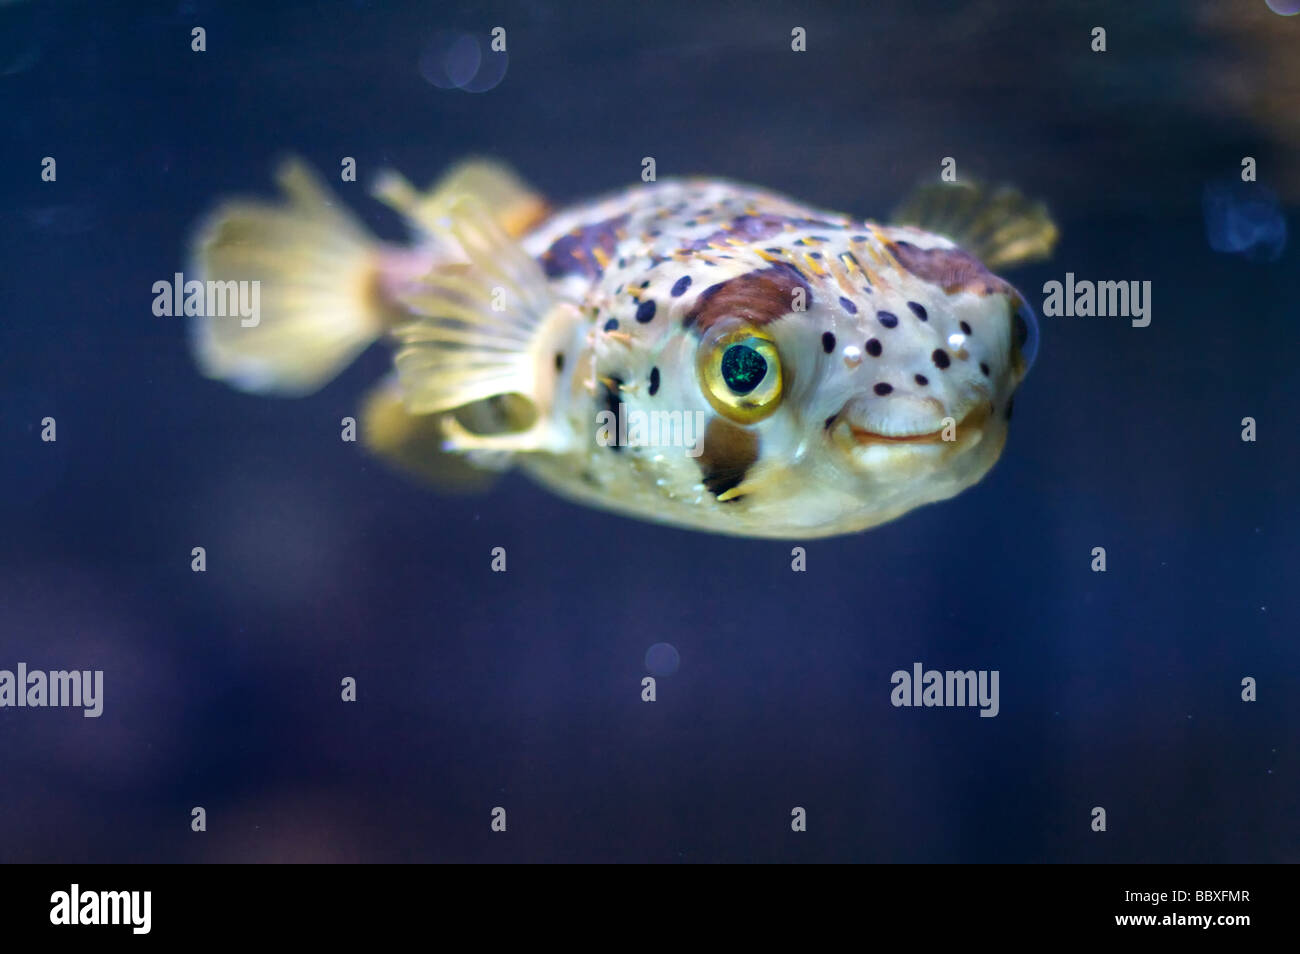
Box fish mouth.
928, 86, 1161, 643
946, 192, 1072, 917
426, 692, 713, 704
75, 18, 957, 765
832, 401, 991, 449
847, 423, 948, 445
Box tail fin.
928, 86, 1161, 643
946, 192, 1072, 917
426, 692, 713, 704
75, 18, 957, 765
188, 158, 386, 396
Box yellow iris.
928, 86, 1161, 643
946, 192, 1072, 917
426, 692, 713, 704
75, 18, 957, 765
696, 322, 783, 424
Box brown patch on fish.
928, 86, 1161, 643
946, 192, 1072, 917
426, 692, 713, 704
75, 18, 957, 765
540, 215, 629, 279
683, 263, 811, 333
697, 417, 759, 499
888, 241, 1011, 297
682, 213, 791, 251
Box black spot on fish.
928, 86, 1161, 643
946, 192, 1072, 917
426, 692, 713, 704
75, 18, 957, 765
878, 311, 899, 329
839, 297, 858, 314
874, 382, 893, 396
649, 366, 660, 396
671, 275, 692, 297
636, 299, 657, 323
980, 362, 990, 376
908, 301, 928, 321
603, 318, 619, 332
932, 349, 951, 369
554, 353, 565, 372
822, 332, 836, 354
914, 373, 928, 386
960, 321, 972, 335
866, 338, 882, 357
602, 376, 625, 452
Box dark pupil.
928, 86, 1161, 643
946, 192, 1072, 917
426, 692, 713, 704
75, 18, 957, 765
720, 344, 767, 395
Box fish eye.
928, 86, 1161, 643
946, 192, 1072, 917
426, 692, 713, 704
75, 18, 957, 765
1012, 295, 1040, 371
696, 321, 783, 423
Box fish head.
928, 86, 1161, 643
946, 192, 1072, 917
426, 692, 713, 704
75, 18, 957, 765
810, 270, 1036, 527
663, 236, 1037, 535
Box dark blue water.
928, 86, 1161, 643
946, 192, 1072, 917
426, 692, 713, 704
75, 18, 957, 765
1, 0, 1296, 862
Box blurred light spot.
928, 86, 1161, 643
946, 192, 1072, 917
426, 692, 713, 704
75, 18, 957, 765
419, 31, 474, 89
418, 31, 507, 93
1203, 179, 1286, 263
1266, 1, 1300, 16
462, 47, 507, 93
645, 642, 680, 676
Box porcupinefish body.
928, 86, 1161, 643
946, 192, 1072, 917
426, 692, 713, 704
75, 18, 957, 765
189, 161, 1056, 538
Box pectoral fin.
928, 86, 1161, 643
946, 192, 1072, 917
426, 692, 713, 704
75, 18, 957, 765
361, 378, 536, 492
387, 195, 581, 455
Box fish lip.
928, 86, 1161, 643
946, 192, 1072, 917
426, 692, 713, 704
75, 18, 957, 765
846, 422, 947, 444
835, 402, 989, 447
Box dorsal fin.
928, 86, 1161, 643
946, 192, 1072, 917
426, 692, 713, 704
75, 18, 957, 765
890, 180, 1058, 269
372, 158, 550, 239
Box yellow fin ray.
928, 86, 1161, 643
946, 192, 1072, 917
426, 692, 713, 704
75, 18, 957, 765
390, 197, 580, 436
373, 158, 549, 239
361, 378, 528, 493
188, 157, 386, 396
890, 180, 1059, 269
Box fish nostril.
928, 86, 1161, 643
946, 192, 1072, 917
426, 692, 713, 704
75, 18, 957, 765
1012, 295, 1040, 370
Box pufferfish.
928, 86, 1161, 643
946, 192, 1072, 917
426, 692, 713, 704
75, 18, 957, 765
188, 159, 1056, 539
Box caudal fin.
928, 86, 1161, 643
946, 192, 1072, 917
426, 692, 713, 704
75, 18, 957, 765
188, 158, 387, 396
